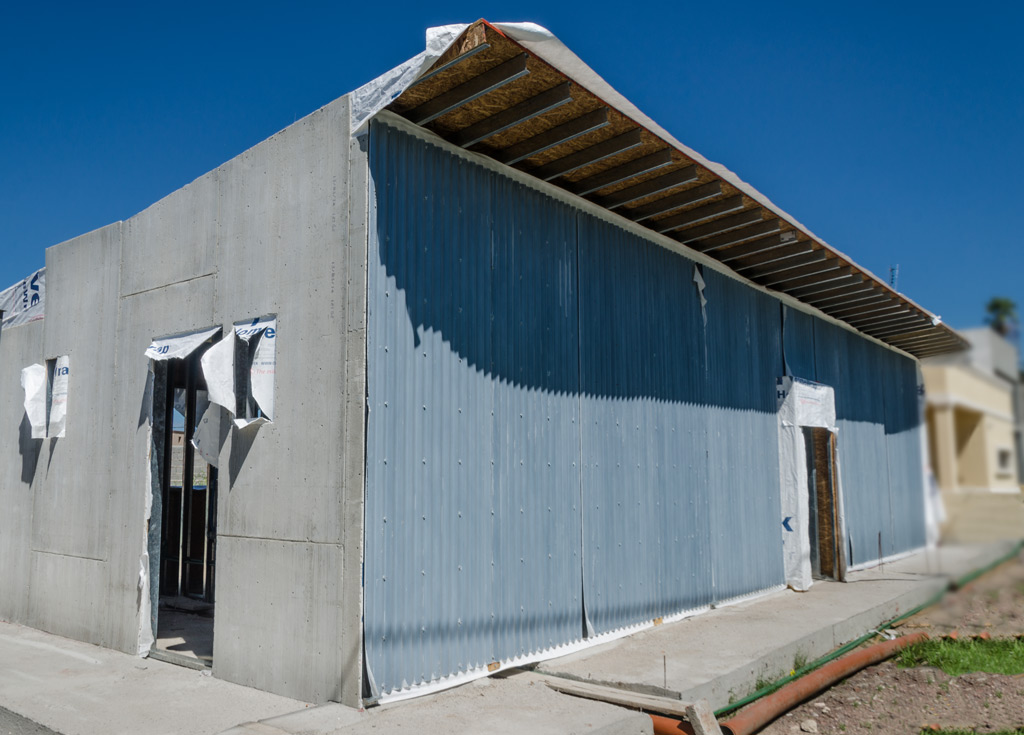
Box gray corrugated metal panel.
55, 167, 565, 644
782, 305, 817, 380
577, 215, 715, 634
577, 218, 784, 634
364, 121, 583, 696
489, 173, 583, 660
836, 419, 895, 565
882, 350, 927, 553
702, 270, 785, 599
811, 318, 928, 565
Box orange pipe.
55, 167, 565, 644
650, 632, 928, 735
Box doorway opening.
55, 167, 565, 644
151, 345, 218, 669
803, 427, 840, 580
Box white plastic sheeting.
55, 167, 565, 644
351, 22, 567, 136
351, 24, 470, 134
47, 355, 70, 438
200, 316, 276, 431
236, 316, 276, 422
144, 326, 220, 361
1, 268, 45, 328
776, 376, 841, 591
21, 363, 47, 439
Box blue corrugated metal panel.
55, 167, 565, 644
782, 305, 816, 379
577, 223, 784, 634
703, 270, 785, 601
577, 217, 715, 633
883, 350, 927, 553
365, 122, 583, 695
811, 318, 925, 565
364, 119, 927, 695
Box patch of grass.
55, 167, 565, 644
897, 638, 1024, 676
793, 650, 808, 670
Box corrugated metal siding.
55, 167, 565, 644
364, 120, 927, 695
883, 350, 927, 553
812, 320, 925, 565
577, 217, 716, 633
364, 122, 583, 695
702, 270, 786, 602
783, 305, 817, 379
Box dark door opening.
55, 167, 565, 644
803, 427, 841, 580
152, 346, 218, 668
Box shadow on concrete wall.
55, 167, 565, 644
18, 414, 41, 484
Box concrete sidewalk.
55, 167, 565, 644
0, 623, 305, 735
1, 541, 1018, 735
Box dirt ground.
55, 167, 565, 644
758, 550, 1024, 735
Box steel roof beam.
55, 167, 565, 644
625, 181, 723, 221
409, 53, 530, 125
596, 166, 702, 209
763, 265, 852, 291
786, 274, 867, 299
756, 259, 842, 286
706, 231, 798, 261
870, 322, 938, 339
563, 149, 674, 196
686, 218, 781, 249
410, 43, 492, 88
652, 195, 746, 231
496, 108, 610, 165
528, 129, 644, 180
828, 300, 909, 319
451, 82, 572, 147
672, 209, 764, 243
721, 239, 814, 268
811, 289, 891, 310
737, 249, 829, 279
845, 311, 923, 330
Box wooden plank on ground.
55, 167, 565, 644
542, 675, 691, 718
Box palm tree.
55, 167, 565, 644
985, 297, 1018, 337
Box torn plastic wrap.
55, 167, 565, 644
1, 268, 45, 328
21, 363, 47, 439
351, 24, 470, 134
693, 265, 707, 326
47, 355, 69, 438
233, 316, 276, 428
776, 376, 839, 591
198, 317, 276, 431
144, 326, 220, 361
247, 320, 275, 421
191, 392, 220, 468
201, 333, 235, 411
350, 22, 562, 136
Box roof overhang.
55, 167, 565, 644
382, 20, 967, 359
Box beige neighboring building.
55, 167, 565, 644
922, 327, 1024, 541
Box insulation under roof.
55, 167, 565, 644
382, 20, 966, 359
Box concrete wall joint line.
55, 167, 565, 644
120, 271, 217, 300
30, 549, 108, 563
216, 533, 345, 546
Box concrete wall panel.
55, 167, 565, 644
213, 535, 344, 702
120, 171, 219, 297
214, 98, 351, 546
105, 274, 218, 652
27, 551, 109, 646
0, 321, 45, 624
31, 224, 122, 562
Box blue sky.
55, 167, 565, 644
2, 1, 1021, 330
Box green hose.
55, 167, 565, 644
713, 540, 1024, 718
